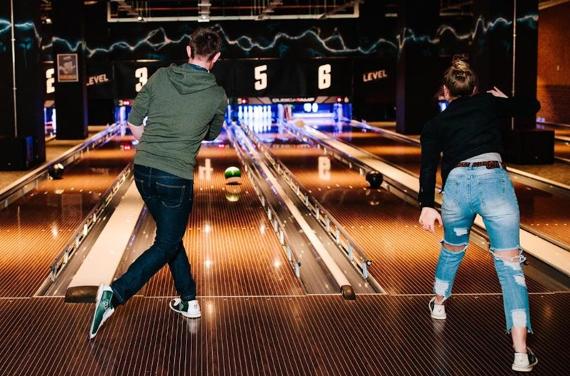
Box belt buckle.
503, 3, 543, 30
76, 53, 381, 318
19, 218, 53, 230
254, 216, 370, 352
485, 161, 500, 169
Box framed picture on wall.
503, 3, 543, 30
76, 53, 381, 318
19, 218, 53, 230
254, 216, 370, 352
57, 53, 79, 82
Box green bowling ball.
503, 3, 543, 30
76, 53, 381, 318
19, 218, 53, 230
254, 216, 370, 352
224, 166, 242, 184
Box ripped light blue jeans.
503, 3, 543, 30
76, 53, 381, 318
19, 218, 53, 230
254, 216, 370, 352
435, 166, 532, 333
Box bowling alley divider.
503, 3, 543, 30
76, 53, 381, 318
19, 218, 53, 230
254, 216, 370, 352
227, 123, 359, 298
239, 120, 380, 290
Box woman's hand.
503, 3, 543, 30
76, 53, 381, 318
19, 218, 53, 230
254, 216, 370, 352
487, 86, 508, 98
419, 207, 442, 233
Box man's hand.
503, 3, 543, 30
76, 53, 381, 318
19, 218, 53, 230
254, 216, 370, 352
486, 86, 508, 98
128, 122, 144, 141
419, 207, 442, 233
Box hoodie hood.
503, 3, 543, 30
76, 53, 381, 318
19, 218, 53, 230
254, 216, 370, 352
167, 64, 218, 95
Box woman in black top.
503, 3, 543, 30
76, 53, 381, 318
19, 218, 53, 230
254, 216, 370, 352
418, 57, 539, 372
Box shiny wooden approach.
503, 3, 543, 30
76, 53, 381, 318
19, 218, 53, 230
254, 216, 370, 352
0, 295, 568, 375
0, 132, 568, 375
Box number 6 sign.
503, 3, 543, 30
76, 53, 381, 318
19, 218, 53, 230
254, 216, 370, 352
318, 64, 331, 90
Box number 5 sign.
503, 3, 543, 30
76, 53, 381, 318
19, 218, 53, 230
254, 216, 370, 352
242, 61, 343, 96
254, 65, 268, 91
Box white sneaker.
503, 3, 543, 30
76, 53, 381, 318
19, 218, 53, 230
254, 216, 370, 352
429, 297, 446, 320
169, 298, 201, 318
512, 348, 538, 372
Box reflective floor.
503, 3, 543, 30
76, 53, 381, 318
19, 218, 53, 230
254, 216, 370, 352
0, 124, 568, 375
0, 295, 568, 375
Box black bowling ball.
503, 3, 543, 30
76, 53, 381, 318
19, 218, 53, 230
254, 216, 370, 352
48, 163, 64, 180
366, 171, 383, 189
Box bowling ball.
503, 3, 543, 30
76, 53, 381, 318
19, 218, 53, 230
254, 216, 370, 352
294, 119, 305, 128
224, 166, 241, 184
224, 166, 242, 184
225, 183, 242, 202
48, 163, 65, 180
366, 171, 383, 189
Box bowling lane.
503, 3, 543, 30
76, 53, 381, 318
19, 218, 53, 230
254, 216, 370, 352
537, 122, 570, 140
312, 122, 570, 248
556, 128, 570, 138
0, 135, 135, 297
254, 125, 550, 295
120, 134, 304, 297
556, 139, 570, 160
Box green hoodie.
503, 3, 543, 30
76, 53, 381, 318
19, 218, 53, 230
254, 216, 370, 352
128, 64, 227, 180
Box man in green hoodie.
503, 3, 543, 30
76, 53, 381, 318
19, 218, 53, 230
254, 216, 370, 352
90, 27, 227, 339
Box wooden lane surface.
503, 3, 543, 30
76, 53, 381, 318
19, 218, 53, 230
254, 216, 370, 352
0, 294, 568, 375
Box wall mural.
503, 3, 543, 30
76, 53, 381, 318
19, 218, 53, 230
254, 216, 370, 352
0, 13, 537, 62
0, 19, 42, 52
27, 15, 535, 60
0, 11, 537, 120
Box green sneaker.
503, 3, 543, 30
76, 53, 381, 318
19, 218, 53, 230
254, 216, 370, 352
169, 298, 201, 318
89, 285, 115, 339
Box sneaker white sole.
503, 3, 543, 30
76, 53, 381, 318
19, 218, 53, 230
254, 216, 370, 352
430, 313, 446, 320
169, 302, 201, 319
512, 359, 538, 372
429, 298, 446, 320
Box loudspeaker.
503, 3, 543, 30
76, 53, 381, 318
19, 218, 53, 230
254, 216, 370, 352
503, 129, 554, 164
0, 136, 35, 170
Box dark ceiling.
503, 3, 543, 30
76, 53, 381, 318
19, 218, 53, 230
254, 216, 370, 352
39, 1, 567, 23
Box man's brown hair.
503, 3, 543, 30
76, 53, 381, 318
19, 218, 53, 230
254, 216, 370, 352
188, 27, 222, 60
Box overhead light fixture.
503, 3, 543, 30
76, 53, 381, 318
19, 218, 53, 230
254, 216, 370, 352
318, 0, 361, 19
198, 0, 211, 22
257, 0, 282, 20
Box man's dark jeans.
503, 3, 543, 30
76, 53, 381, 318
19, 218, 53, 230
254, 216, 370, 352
111, 164, 196, 305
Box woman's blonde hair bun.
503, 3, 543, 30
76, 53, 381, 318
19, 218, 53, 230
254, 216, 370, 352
443, 54, 477, 97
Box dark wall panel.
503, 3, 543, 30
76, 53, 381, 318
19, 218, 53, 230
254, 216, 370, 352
52, 0, 88, 139
0, 0, 45, 169
537, 2, 570, 123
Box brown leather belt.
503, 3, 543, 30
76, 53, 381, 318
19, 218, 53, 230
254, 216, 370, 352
455, 160, 505, 169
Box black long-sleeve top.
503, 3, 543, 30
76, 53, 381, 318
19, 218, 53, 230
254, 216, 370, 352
418, 93, 540, 208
